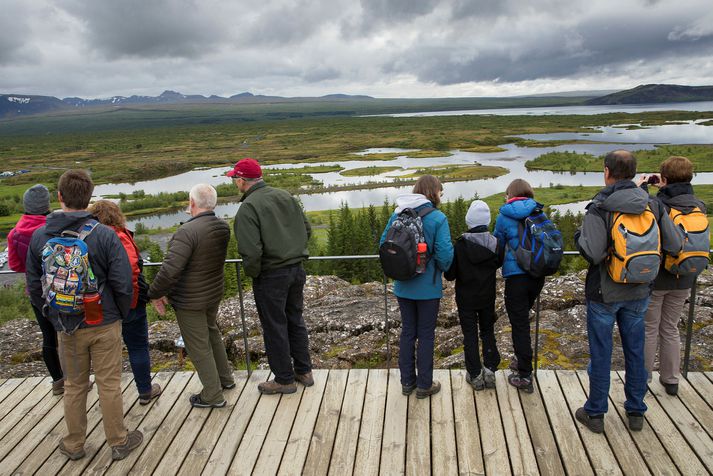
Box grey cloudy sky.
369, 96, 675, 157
1, 0, 712, 98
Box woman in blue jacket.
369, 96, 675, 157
380, 175, 453, 399
493, 179, 545, 393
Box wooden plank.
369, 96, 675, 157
430, 369, 457, 476
303, 370, 349, 475
0, 378, 25, 405
4, 374, 131, 475
705, 372, 713, 384
328, 369, 368, 476
519, 375, 566, 476
685, 373, 713, 410
72, 371, 184, 476
379, 369, 407, 475
597, 371, 678, 476
172, 370, 249, 475
252, 384, 305, 475
0, 377, 52, 442
277, 369, 329, 476
495, 371, 537, 476
353, 369, 388, 476
0, 376, 43, 421
405, 388, 430, 476
227, 379, 283, 475
537, 371, 594, 476
0, 382, 62, 462
615, 371, 706, 475
116, 373, 204, 475
200, 369, 270, 476
449, 370, 485, 476
556, 371, 625, 476
648, 372, 713, 473
676, 376, 713, 439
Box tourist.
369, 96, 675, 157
148, 183, 234, 408
88, 200, 162, 405
25, 170, 142, 460
380, 175, 453, 398
574, 150, 681, 434
637, 156, 709, 396
445, 200, 502, 390
7, 184, 64, 394
231, 158, 313, 394
493, 179, 546, 393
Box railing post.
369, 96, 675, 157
383, 273, 391, 369
235, 262, 252, 376
682, 279, 697, 378
534, 295, 541, 377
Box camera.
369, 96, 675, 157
647, 175, 660, 185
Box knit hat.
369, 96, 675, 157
23, 184, 50, 215
227, 158, 262, 179
465, 200, 490, 229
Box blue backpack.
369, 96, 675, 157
511, 209, 563, 277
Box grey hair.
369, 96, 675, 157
189, 183, 218, 210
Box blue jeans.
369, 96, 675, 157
397, 297, 439, 389
584, 297, 649, 416
122, 305, 152, 395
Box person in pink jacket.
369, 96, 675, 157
7, 184, 64, 394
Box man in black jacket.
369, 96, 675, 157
26, 170, 142, 461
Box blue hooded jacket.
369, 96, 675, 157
493, 197, 541, 278
380, 194, 454, 300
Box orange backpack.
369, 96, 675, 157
664, 207, 710, 277
607, 206, 661, 283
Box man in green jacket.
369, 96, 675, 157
230, 158, 313, 394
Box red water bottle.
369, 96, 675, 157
416, 242, 428, 273
83, 293, 104, 325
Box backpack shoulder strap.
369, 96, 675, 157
417, 206, 436, 218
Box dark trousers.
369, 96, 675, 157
122, 305, 152, 395
253, 264, 312, 385
397, 297, 440, 389
459, 304, 500, 376
32, 304, 63, 382
504, 274, 545, 377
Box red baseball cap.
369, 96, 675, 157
227, 158, 262, 179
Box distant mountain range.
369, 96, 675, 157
1, 84, 712, 119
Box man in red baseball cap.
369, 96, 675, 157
230, 158, 314, 394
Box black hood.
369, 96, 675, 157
657, 182, 704, 213
45, 211, 94, 235
460, 230, 498, 265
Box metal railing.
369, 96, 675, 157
1, 251, 709, 378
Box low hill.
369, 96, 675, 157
587, 84, 713, 105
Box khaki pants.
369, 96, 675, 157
644, 289, 690, 384
59, 320, 128, 451
175, 305, 234, 404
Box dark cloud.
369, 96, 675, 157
0, 4, 31, 64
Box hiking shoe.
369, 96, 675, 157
659, 377, 678, 396
52, 378, 65, 396
575, 408, 604, 434
508, 373, 534, 393
296, 372, 314, 387
627, 412, 644, 432
416, 380, 441, 399
189, 394, 227, 408
258, 380, 297, 395
138, 383, 162, 405
467, 371, 485, 391
402, 382, 417, 396
509, 358, 518, 373
59, 441, 85, 460
222, 381, 237, 390
483, 368, 496, 389
111, 430, 143, 460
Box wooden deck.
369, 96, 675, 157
1, 370, 712, 475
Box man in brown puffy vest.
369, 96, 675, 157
149, 183, 235, 408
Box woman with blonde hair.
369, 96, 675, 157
89, 200, 161, 405
380, 175, 453, 398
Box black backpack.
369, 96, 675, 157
379, 207, 435, 280
511, 209, 563, 278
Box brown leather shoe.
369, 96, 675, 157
258, 380, 297, 395
416, 380, 441, 399
295, 372, 314, 387
111, 430, 143, 460
59, 441, 85, 460
52, 378, 65, 396
139, 383, 162, 405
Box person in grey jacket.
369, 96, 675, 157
574, 150, 682, 435
149, 183, 234, 408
